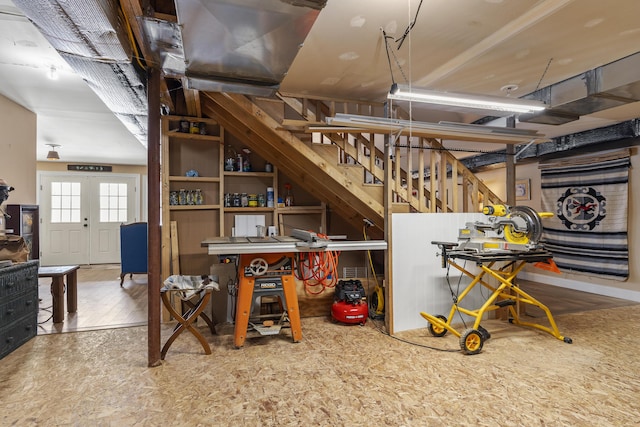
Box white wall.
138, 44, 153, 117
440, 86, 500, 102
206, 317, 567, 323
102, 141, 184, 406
391, 212, 488, 332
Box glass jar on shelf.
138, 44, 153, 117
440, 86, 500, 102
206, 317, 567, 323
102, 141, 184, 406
195, 189, 203, 205
178, 189, 187, 205
169, 191, 179, 206
232, 193, 241, 207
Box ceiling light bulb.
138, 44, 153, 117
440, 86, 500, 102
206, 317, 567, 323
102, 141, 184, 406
49, 66, 58, 80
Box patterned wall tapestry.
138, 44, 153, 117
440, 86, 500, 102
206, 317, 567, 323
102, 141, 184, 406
540, 151, 631, 280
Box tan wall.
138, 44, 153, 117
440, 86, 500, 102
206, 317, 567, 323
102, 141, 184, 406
476, 149, 639, 296
0, 94, 37, 205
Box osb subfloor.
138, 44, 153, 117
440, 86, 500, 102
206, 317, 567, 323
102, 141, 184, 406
3, 302, 640, 426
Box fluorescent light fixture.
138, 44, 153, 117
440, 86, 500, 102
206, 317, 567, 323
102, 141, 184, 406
321, 114, 546, 145
388, 83, 546, 114
46, 143, 60, 160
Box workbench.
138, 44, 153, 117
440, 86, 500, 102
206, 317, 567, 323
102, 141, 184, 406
202, 233, 387, 348
202, 235, 387, 255
422, 243, 572, 355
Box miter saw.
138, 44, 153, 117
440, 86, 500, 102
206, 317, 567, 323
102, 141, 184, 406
456, 204, 550, 253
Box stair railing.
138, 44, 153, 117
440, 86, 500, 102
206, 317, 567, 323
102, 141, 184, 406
274, 94, 503, 213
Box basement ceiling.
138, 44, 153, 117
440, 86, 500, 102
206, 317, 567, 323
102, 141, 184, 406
1, 0, 639, 164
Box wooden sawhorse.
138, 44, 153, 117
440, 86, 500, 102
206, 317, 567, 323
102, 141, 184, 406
160, 287, 215, 359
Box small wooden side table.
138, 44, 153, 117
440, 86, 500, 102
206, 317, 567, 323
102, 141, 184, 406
38, 265, 80, 323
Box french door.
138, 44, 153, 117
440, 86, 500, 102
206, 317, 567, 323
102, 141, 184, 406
39, 173, 139, 266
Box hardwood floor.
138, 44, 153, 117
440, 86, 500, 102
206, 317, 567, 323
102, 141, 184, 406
37, 264, 147, 334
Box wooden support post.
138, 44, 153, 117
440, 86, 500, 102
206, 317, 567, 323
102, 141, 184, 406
384, 101, 394, 335
147, 66, 162, 367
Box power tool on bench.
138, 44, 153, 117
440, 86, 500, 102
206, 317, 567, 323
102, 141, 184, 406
456, 204, 550, 253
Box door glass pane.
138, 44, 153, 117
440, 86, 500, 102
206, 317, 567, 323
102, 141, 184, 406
99, 182, 128, 223
50, 181, 81, 223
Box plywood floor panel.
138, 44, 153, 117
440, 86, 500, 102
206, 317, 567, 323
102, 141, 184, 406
3, 303, 640, 426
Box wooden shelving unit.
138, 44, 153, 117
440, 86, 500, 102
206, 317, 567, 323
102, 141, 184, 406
161, 115, 224, 278
222, 169, 277, 237
161, 115, 327, 278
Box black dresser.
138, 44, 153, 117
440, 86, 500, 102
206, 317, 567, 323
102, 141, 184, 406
0, 260, 39, 360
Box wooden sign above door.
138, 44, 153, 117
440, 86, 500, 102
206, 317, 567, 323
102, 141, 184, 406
67, 165, 112, 172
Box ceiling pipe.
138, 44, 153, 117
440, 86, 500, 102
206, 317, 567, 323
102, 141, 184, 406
12, 0, 148, 146
520, 52, 640, 125
461, 118, 640, 171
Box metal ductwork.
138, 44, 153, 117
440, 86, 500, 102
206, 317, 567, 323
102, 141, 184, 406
520, 52, 640, 125
173, 0, 327, 96
13, 0, 148, 146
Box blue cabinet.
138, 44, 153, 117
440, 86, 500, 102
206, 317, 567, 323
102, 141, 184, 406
120, 222, 148, 286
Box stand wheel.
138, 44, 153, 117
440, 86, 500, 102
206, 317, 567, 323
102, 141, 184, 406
564, 337, 573, 344
460, 329, 484, 355
428, 315, 448, 337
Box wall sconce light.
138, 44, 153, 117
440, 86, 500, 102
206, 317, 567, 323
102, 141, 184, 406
388, 83, 546, 114
46, 143, 61, 160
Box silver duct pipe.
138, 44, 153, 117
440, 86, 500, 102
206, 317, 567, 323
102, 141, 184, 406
520, 52, 640, 125
13, 0, 148, 146
174, 0, 326, 96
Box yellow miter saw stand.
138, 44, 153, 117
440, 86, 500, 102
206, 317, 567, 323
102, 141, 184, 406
421, 205, 571, 354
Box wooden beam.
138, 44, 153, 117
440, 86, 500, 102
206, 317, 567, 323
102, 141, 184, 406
201, 92, 384, 220
181, 77, 202, 117
506, 116, 516, 206
119, 0, 174, 111
201, 101, 384, 231
147, 66, 162, 367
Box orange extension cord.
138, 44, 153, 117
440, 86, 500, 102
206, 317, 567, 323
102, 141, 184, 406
295, 233, 340, 295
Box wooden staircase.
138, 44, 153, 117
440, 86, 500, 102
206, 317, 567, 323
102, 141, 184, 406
200, 91, 504, 233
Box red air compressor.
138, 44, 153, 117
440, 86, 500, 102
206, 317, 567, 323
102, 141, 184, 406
331, 279, 368, 325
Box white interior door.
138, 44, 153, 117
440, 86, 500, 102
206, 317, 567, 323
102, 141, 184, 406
40, 176, 89, 265
39, 173, 139, 266
88, 179, 137, 264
